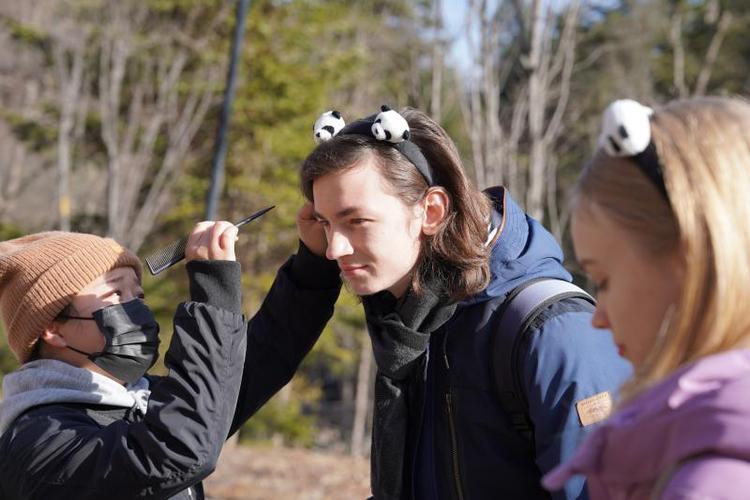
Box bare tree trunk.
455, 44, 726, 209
126, 76, 216, 251
278, 382, 293, 404
408, 41, 424, 109
525, 0, 546, 220
465, 78, 486, 187
481, 6, 503, 188
0, 0, 228, 238
94, 3, 221, 251
546, 155, 560, 238
670, 12, 688, 99
0, 138, 27, 219
351, 334, 372, 457
462, 0, 488, 187
53, 43, 85, 231
541, 0, 579, 230
0, 77, 38, 219
272, 382, 294, 448
430, 0, 444, 123
364, 352, 376, 457
462, 0, 553, 198
98, 30, 130, 241
519, 0, 579, 222
506, 89, 528, 201
694, 10, 732, 96
671, 5, 732, 97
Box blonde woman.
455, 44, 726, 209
543, 97, 750, 498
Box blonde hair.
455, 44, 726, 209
574, 96, 750, 400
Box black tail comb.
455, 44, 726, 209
144, 205, 275, 275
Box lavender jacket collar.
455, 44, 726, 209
544, 349, 750, 498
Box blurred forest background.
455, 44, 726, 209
0, 0, 748, 495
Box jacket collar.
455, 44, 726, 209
464, 186, 571, 306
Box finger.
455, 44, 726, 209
186, 221, 214, 261
218, 225, 238, 261
187, 221, 212, 243
207, 221, 224, 258
208, 221, 234, 258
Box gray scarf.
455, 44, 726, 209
363, 282, 456, 500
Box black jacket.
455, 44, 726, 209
0, 248, 340, 500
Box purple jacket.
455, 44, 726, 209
543, 349, 750, 499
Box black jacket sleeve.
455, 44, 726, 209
0, 261, 247, 500
228, 242, 341, 435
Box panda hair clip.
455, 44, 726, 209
372, 105, 410, 143
598, 99, 667, 197
312, 105, 413, 145
311, 105, 435, 186
313, 110, 346, 144
598, 99, 653, 157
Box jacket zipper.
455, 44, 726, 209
445, 392, 465, 500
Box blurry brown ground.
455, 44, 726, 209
204, 444, 371, 500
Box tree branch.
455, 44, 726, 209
694, 10, 732, 96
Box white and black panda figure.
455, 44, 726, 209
599, 99, 654, 157
313, 110, 345, 144
372, 105, 410, 143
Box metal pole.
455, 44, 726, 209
205, 0, 251, 220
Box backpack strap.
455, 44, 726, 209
492, 278, 595, 451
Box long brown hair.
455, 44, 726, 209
300, 108, 492, 301
573, 96, 750, 400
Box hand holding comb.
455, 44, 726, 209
144, 205, 275, 275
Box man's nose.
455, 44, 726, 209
326, 230, 353, 260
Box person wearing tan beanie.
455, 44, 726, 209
0, 214, 347, 500
0, 222, 249, 500
0, 231, 144, 365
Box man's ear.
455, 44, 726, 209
41, 323, 68, 348
421, 187, 450, 236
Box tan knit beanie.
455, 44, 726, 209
0, 231, 142, 362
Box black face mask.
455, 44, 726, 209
63, 299, 161, 385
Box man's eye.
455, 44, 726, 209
593, 280, 608, 293
350, 218, 368, 226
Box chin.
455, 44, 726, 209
344, 278, 384, 297
350, 284, 380, 297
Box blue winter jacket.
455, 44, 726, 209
409, 187, 632, 500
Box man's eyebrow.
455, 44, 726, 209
313, 207, 361, 220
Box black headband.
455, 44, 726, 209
338, 117, 435, 187
598, 99, 667, 198
631, 142, 667, 197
